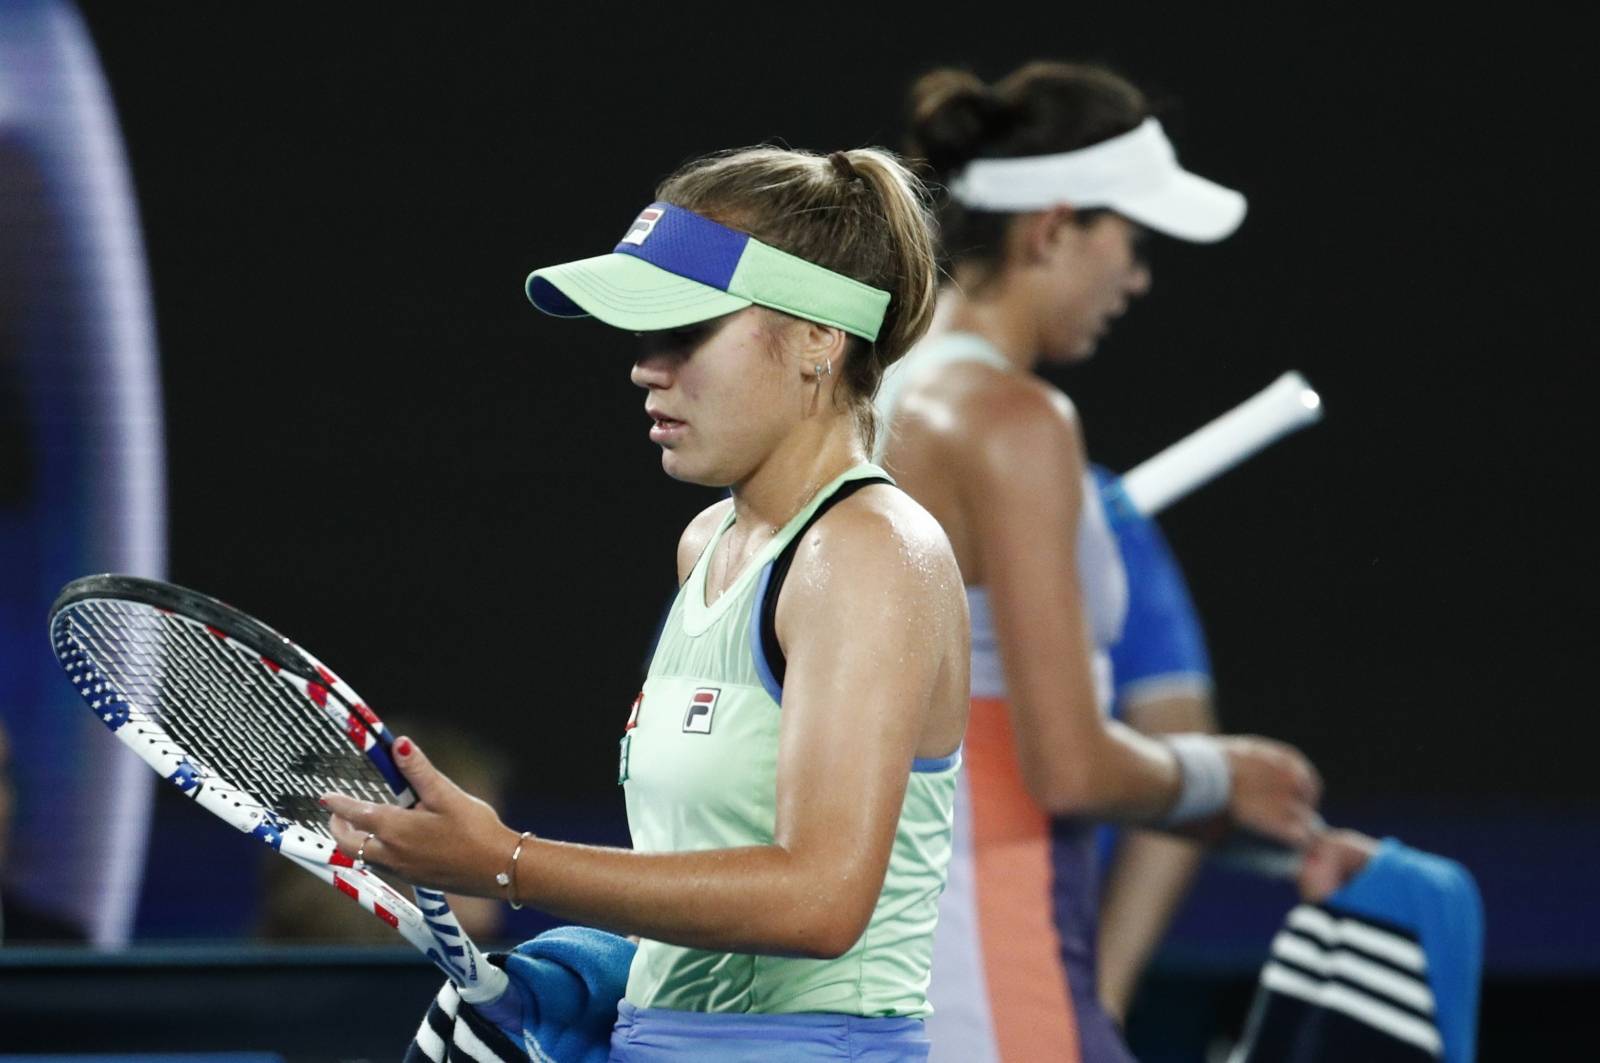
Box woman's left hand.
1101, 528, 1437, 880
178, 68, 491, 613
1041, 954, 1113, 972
322, 736, 521, 897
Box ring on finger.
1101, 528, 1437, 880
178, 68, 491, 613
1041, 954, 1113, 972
355, 830, 376, 870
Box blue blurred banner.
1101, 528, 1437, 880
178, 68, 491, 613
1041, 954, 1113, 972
0, 0, 165, 946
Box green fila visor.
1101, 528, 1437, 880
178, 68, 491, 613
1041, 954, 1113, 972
525, 202, 891, 341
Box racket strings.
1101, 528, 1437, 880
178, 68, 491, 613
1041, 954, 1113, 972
77, 602, 391, 813
65, 601, 288, 788
58, 600, 397, 832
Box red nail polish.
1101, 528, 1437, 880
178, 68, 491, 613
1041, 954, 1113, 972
318, 797, 328, 807
396, 738, 413, 757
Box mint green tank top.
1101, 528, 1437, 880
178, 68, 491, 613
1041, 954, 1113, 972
620, 463, 959, 1017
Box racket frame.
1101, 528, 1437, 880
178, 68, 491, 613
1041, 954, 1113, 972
49, 574, 509, 1003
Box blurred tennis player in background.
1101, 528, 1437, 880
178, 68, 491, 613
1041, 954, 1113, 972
326, 144, 971, 1060
875, 61, 1324, 1062
1090, 463, 1221, 1028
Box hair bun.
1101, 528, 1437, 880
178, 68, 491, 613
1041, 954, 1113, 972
905, 68, 1007, 180
827, 150, 865, 184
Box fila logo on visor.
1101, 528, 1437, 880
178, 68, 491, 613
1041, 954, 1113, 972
621, 207, 664, 246
683, 687, 719, 734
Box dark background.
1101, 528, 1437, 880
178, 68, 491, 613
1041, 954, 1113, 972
68, 0, 1594, 969
0, 3, 1589, 1057
71, 4, 1592, 798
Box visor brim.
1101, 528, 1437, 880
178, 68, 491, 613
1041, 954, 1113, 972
525, 252, 752, 331
1112, 169, 1247, 244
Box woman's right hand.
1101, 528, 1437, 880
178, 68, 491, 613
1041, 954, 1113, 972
1297, 828, 1379, 902
1219, 735, 1323, 849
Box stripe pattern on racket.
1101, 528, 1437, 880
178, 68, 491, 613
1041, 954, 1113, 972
48, 574, 508, 1003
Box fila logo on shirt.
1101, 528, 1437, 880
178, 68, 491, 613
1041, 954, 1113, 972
682, 687, 719, 734
621, 207, 664, 246
619, 691, 643, 785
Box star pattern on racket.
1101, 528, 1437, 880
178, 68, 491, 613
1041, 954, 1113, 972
56, 630, 132, 732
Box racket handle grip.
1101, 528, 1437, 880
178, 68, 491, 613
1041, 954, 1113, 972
461, 961, 511, 1005
1210, 833, 1305, 881
413, 887, 510, 1004
1119, 371, 1324, 517
1213, 844, 1303, 881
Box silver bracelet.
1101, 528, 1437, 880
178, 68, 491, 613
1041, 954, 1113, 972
1159, 733, 1231, 824
494, 830, 531, 910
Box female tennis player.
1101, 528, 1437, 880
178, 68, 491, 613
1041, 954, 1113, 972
1091, 464, 1221, 1029
324, 146, 969, 1060
873, 62, 1324, 1061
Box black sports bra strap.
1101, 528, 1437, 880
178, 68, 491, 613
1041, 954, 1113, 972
757, 476, 895, 696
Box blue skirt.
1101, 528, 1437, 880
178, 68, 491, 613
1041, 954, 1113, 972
609, 1000, 930, 1061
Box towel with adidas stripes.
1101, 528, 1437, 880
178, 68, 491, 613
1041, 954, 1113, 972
1233, 838, 1483, 1062
406, 925, 637, 1063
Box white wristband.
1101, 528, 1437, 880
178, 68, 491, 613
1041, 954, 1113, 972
1159, 733, 1232, 824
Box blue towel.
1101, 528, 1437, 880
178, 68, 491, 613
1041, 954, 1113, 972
406, 926, 637, 1063
1327, 839, 1483, 1063
1235, 839, 1483, 1063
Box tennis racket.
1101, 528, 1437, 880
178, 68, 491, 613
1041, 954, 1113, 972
1114, 371, 1324, 517
47, 574, 510, 1004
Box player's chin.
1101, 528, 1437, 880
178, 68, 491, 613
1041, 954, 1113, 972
659, 448, 734, 489
1043, 336, 1100, 365
1070, 327, 1106, 360
657, 446, 704, 484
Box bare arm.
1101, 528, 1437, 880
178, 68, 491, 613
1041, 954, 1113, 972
1096, 688, 1216, 1024
951, 380, 1318, 847
323, 494, 963, 960
961, 381, 1184, 821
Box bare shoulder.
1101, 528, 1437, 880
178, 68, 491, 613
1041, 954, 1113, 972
903, 361, 1083, 482
675, 497, 734, 584
789, 483, 964, 609
775, 483, 967, 735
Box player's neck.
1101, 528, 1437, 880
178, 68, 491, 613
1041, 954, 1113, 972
730, 417, 865, 538
937, 279, 1043, 372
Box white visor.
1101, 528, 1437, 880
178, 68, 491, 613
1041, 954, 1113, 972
946, 118, 1246, 243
